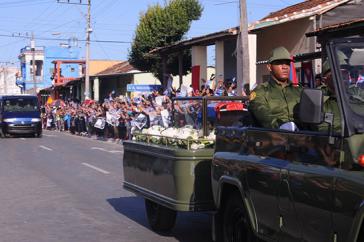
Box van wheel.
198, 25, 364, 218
145, 199, 177, 232
223, 193, 256, 242
35, 132, 42, 138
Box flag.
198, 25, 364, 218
290, 57, 298, 86
301, 61, 314, 88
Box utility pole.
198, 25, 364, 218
31, 32, 37, 94
85, 0, 92, 100
237, 0, 250, 96
57, 0, 91, 100
4, 66, 7, 94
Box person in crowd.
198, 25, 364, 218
208, 74, 216, 90
214, 75, 227, 96
226, 78, 237, 96
249, 46, 302, 130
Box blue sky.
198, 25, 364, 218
0, 0, 302, 65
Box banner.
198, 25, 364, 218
191, 65, 200, 91
127, 84, 161, 92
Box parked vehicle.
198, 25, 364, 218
123, 19, 364, 242
0, 95, 42, 137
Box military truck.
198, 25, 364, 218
122, 19, 364, 242
212, 19, 364, 242
123, 96, 247, 231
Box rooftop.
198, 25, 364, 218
251, 0, 349, 30
94, 61, 136, 76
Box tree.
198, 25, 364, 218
128, 0, 203, 84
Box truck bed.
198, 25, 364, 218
123, 140, 215, 212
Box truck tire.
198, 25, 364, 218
223, 193, 256, 242
34, 132, 42, 138
145, 199, 177, 232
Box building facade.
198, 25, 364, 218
18, 45, 81, 93
0, 66, 21, 94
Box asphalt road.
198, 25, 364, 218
0, 130, 211, 242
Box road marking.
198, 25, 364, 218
91, 147, 122, 154
39, 145, 53, 151
91, 147, 106, 151
109, 150, 123, 154
81, 163, 110, 174
20, 138, 26, 141
43, 134, 57, 137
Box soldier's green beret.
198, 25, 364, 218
269, 46, 291, 63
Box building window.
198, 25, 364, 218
30, 60, 43, 76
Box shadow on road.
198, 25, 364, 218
107, 196, 212, 242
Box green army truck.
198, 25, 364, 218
212, 19, 364, 242
123, 19, 364, 242
123, 96, 247, 231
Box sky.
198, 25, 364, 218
0, 0, 303, 66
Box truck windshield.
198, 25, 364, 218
3, 98, 39, 113
335, 45, 364, 116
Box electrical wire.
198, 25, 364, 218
0, 33, 130, 43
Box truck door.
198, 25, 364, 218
284, 133, 339, 242
244, 129, 290, 239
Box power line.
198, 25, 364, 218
0, 33, 131, 44
0, 0, 51, 8
56, 0, 88, 6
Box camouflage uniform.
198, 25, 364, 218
249, 78, 302, 129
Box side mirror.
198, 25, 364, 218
299, 89, 324, 124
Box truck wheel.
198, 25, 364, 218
35, 132, 42, 138
145, 199, 177, 232
223, 193, 256, 242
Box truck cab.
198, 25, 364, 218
0, 95, 42, 137
212, 19, 364, 242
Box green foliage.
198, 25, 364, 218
128, 0, 203, 84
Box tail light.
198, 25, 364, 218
359, 155, 364, 167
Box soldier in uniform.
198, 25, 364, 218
317, 61, 342, 133
317, 54, 364, 133
249, 46, 302, 130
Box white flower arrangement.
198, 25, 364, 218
132, 125, 215, 150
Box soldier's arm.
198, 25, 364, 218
249, 90, 279, 129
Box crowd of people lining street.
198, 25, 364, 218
41, 74, 240, 143
41, 46, 364, 143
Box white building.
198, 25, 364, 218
0, 66, 21, 94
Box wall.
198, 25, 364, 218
44, 46, 81, 88
132, 68, 215, 90
19, 47, 44, 91
0, 66, 21, 94
89, 60, 122, 75
255, 17, 314, 84
98, 75, 133, 101
171, 66, 215, 90
132, 72, 159, 85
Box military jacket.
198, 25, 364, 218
249, 78, 302, 129
316, 95, 342, 133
